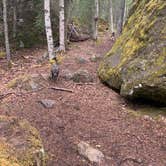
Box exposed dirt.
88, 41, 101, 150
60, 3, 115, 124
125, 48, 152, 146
0, 32, 166, 166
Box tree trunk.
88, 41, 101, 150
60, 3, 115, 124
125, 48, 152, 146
123, 0, 128, 25
117, 0, 125, 35
59, 0, 65, 51
3, 0, 11, 63
93, 0, 99, 40
44, 0, 55, 60
65, 0, 72, 45
109, 0, 114, 32
13, 0, 17, 38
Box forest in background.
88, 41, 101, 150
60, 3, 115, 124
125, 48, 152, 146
0, 0, 132, 51
0, 0, 165, 165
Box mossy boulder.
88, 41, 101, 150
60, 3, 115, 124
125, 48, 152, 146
72, 69, 94, 83
0, 116, 45, 166
98, 0, 166, 105
7, 74, 48, 91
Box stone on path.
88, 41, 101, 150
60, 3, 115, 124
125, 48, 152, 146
7, 74, 48, 91
90, 55, 102, 62
39, 99, 56, 109
75, 57, 87, 64
78, 141, 106, 165
72, 69, 93, 83
61, 69, 73, 81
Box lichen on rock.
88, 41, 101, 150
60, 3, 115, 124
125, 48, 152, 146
98, 0, 166, 105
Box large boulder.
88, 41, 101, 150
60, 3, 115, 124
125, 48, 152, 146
98, 0, 166, 105
0, 116, 45, 166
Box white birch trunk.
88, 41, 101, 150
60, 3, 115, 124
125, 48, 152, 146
59, 0, 65, 51
109, 0, 114, 32
44, 0, 55, 60
123, 0, 127, 25
93, 0, 99, 40
3, 0, 11, 62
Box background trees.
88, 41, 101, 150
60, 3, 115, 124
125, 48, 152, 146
2, 0, 10, 63
0, 0, 133, 61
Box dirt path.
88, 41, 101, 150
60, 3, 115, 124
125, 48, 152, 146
0, 33, 166, 166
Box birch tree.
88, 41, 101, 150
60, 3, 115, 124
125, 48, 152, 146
93, 0, 99, 40
123, 0, 128, 25
117, 0, 125, 35
3, 0, 11, 63
109, 0, 114, 32
59, 0, 65, 51
12, 0, 17, 38
44, 0, 55, 60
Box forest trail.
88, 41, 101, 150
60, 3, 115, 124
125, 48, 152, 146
0, 32, 165, 166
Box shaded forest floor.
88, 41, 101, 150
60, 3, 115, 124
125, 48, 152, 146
0, 32, 166, 166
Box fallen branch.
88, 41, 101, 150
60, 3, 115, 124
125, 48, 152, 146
75, 83, 96, 86
49, 87, 73, 93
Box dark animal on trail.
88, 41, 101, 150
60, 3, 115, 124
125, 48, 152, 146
111, 32, 115, 41
50, 57, 59, 81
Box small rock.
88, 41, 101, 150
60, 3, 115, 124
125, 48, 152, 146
29, 80, 39, 91
72, 69, 93, 83
61, 69, 73, 81
39, 99, 56, 109
78, 141, 105, 164
76, 57, 87, 64
90, 55, 102, 62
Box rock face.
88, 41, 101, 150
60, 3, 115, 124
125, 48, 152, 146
0, 116, 45, 166
98, 0, 166, 105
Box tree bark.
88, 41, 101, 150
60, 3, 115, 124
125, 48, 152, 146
44, 0, 55, 60
93, 0, 99, 40
59, 0, 65, 51
123, 0, 128, 25
3, 0, 11, 63
109, 0, 114, 32
117, 0, 125, 35
13, 0, 17, 38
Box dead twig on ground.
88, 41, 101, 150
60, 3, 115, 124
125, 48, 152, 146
75, 83, 96, 86
49, 87, 73, 93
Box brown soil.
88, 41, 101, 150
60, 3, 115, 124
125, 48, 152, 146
0, 32, 166, 166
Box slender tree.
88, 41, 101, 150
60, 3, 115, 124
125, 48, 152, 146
109, 0, 114, 32
123, 0, 128, 25
44, 0, 55, 60
3, 0, 11, 63
117, 0, 125, 35
12, 0, 17, 38
93, 0, 99, 40
59, 0, 65, 51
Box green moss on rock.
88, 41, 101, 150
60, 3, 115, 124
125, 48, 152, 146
98, 0, 166, 105
0, 116, 46, 166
